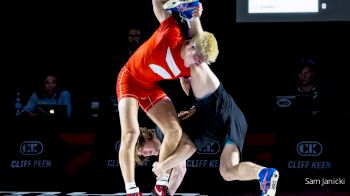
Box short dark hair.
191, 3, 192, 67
296, 58, 316, 73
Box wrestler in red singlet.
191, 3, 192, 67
117, 16, 190, 111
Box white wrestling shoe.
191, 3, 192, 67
163, 0, 198, 10
259, 168, 279, 196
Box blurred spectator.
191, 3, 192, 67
290, 58, 320, 117
294, 59, 319, 95
127, 27, 142, 56
115, 26, 144, 71
110, 26, 144, 116
21, 72, 72, 118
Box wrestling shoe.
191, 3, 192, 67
259, 168, 279, 196
151, 185, 171, 196
163, 0, 198, 10
163, 0, 199, 20
126, 192, 142, 196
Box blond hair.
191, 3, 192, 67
135, 127, 155, 165
190, 31, 219, 64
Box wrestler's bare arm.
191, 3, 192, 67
187, 3, 204, 37
152, 0, 173, 23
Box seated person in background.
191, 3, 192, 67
290, 58, 320, 117
127, 27, 142, 56
22, 73, 72, 118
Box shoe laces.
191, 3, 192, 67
163, 186, 171, 196
127, 193, 142, 196
260, 171, 270, 193
179, 12, 188, 23
156, 185, 171, 196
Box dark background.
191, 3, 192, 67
2, 1, 349, 104
2, 1, 349, 116
1, 1, 349, 195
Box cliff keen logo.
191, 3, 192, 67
276, 96, 294, 108
197, 140, 220, 155
20, 141, 44, 155
115, 140, 121, 152
297, 141, 323, 157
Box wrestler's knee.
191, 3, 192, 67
163, 126, 182, 141
121, 129, 140, 144
221, 169, 240, 181
219, 161, 239, 181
